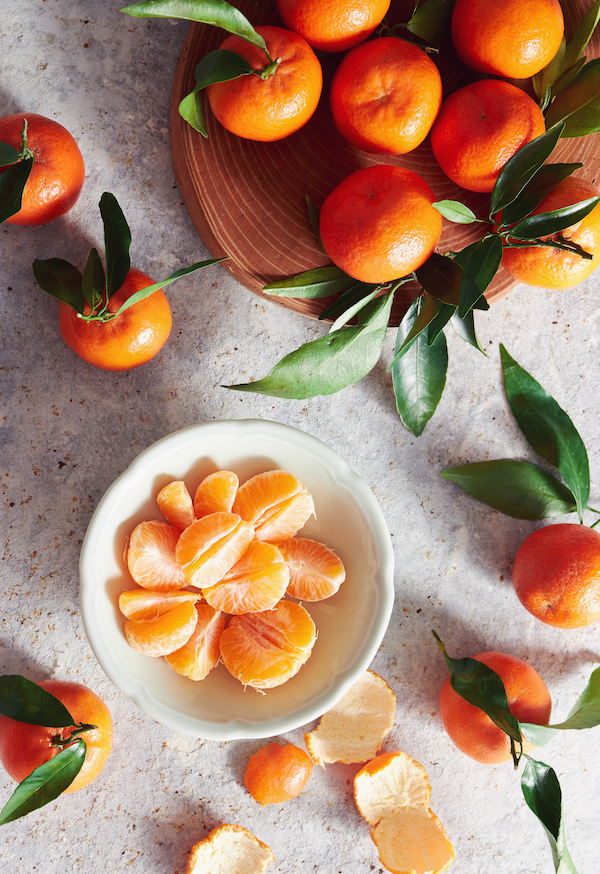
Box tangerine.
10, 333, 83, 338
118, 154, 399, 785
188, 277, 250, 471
451, 0, 564, 79
165, 603, 225, 680
438, 650, 552, 764
126, 519, 187, 592
124, 600, 199, 657
430, 79, 546, 193
194, 470, 239, 517
329, 36, 442, 155
276, 0, 391, 53
0, 112, 85, 225
206, 26, 322, 142
157, 480, 195, 530
244, 742, 313, 805
175, 511, 254, 588
278, 537, 346, 601
319, 164, 443, 283
202, 540, 290, 614
232, 470, 315, 542
118, 588, 200, 621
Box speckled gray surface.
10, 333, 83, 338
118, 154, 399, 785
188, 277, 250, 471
1, 2, 600, 873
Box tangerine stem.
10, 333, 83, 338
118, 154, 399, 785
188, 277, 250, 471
257, 56, 281, 80
18, 119, 34, 162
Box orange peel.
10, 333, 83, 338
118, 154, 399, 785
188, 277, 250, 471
185, 824, 274, 874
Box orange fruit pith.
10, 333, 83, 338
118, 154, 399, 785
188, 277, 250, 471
232, 469, 315, 542
157, 480, 195, 530
220, 599, 317, 689
512, 523, 600, 628
165, 603, 225, 680
0, 680, 112, 793
194, 470, 239, 517
330, 36, 442, 155
124, 599, 199, 657
277, 0, 391, 53
502, 177, 600, 289
278, 537, 346, 600
439, 651, 552, 763
319, 164, 443, 283
0, 112, 85, 225
175, 511, 254, 587
206, 25, 323, 142
202, 540, 290, 614
430, 79, 546, 194
244, 742, 314, 805
126, 519, 188, 591
452, 0, 564, 79
58, 267, 172, 371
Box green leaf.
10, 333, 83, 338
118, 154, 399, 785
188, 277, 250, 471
441, 459, 577, 520
226, 292, 394, 399
406, 0, 457, 45
0, 157, 33, 224
509, 195, 600, 240
178, 90, 206, 136
0, 676, 75, 727
100, 192, 131, 301
545, 59, 600, 132
112, 259, 224, 316
533, 38, 566, 101
458, 234, 503, 318
388, 293, 441, 366
521, 666, 600, 746
0, 142, 20, 167
392, 297, 448, 436
318, 281, 381, 321
120, 0, 267, 51
563, 0, 600, 71
179, 50, 254, 136
328, 288, 381, 333
432, 200, 478, 224
501, 163, 582, 226
0, 741, 86, 825
416, 252, 462, 305
433, 632, 523, 764
521, 759, 578, 874
32, 258, 85, 313
451, 308, 486, 354
264, 265, 355, 299
490, 124, 564, 217
427, 301, 455, 345
500, 345, 589, 520
561, 94, 600, 138
551, 57, 586, 99
81, 248, 105, 311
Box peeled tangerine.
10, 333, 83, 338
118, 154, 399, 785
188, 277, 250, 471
175, 512, 254, 588
354, 752, 454, 874
194, 470, 239, 517
305, 670, 396, 765
232, 469, 315, 542
279, 536, 346, 601
202, 540, 290, 615
126, 519, 188, 591
186, 824, 274, 874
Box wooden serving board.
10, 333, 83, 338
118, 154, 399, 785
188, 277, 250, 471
170, 0, 600, 325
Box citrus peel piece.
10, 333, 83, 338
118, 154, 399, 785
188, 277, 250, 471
186, 823, 274, 874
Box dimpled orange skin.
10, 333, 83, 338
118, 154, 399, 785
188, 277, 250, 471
451, 0, 564, 79
319, 164, 443, 283
502, 177, 600, 289
439, 651, 552, 764
0, 680, 113, 793
244, 742, 314, 805
0, 112, 85, 225
206, 26, 323, 142
430, 79, 546, 193
276, 0, 391, 53
512, 524, 600, 628
330, 37, 443, 155
58, 267, 172, 371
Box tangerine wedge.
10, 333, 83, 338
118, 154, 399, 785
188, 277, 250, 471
124, 600, 198, 657
175, 512, 254, 588
278, 537, 346, 601
220, 600, 317, 689
232, 470, 315, 542
157, 480, 195, 530
165, 603, 225, 680
186, 823, 274, 874
202, 541, 290, 615
194, 470, 239, 517
118, 588, 201, 621
126, 519, 188, 591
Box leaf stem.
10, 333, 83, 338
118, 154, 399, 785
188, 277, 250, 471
18, 119, 34, 162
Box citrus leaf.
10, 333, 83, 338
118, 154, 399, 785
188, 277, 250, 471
0, 142, 20, 167
561, 94, 600, 137
0, 676, 75, 726
328, 287, 381, 333
551, 57, 586, 99
120, 0, 267, 51
0, 741, 86, 825
458, 234, 503, 317
0, 156, 33, 224
500, 345, 589, 520
100, 192, 131, 302
521, 759, 578, 874
392, 298, 448, 436
406, 0, 457, 45
388, 292, 440, 366
416, 252, 462, 305
427, 301, 455, 345
264, 265, 355, 299
501, 163, 583, 226
563, 0, 600, 70
490, 124, 564, 217
178, 90, 206, 136
451, 308, 486, 354
432, 200, 478, 224
545, 58, 600, 131
81, 247, 105, 310
508, 195, 600, 239
112, 259, 224, 316
179, 50, 254, 135
440, 459, 577, 519
319, 281, 381, 320
521, 666, 600, 746
32, 258, 85, 313
226, 292, 393, 398
533, 38, 566, 100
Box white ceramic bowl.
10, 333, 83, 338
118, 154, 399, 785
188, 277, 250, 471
80, 420, 394, 740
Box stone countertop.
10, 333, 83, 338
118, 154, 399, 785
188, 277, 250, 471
1, 3, 599, 873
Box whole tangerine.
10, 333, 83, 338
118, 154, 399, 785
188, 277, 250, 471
439, 651, 551, 764
319, 164, 443, 284
244, 742, 313, 804
512, 524, 600, 628
329, 36, 442, 155
277, 0, 391, 53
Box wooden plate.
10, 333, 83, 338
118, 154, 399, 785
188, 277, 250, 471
170, 0, 600, 325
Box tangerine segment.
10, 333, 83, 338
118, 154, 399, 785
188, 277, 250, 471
278, 537, 346, 601
127, 519, 188, 591
186, 823, 274, 874
194, 470, 239, 518
165, 604, 225, 681
232, 470, 315, 542
118, 588, 201, 621
202, 541, 290, 615
175, 512, 254, 588
157, 480, 195, 530
244, 742, 314, 805
220, 600, 317, 689
124, 600, 198, 657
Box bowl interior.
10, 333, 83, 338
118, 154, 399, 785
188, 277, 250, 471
80, 420, 394, 739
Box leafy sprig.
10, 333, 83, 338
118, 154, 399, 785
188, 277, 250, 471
0, 119, 34, 224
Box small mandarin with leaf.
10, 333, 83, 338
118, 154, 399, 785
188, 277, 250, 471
244, 742, 313, 805
512, 524, 600, 628
277, 0, 391, 53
